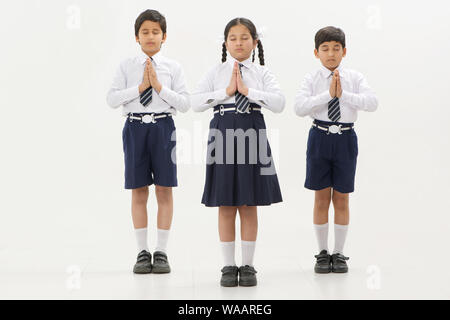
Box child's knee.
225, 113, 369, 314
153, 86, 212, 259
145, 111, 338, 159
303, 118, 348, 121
155, 186, 172, 202
332, 192, 349, 211
132, 187, 149, 204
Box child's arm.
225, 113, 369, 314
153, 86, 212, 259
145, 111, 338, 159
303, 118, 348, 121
340, 73, 378, 112
247, 68, 285, 113
157, 63, 190, 113
191, 66, 228, 112
106, 61, 140, 108
294, 73, 332, 117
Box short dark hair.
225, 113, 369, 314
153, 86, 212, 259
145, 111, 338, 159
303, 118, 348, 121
314, 26, 345, 50
134, 9, 166, 37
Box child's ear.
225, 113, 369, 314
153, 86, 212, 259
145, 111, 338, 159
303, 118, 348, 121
342, 47, 347, 57
135, 36, 140, 44
161, 33, 167, 44
314, 49, 319, 58
253, 39, 258, 50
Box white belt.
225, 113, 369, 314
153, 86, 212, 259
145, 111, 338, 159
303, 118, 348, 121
128, 113, 172, 124
312, 123, 354, 135
213, 105, 262, 115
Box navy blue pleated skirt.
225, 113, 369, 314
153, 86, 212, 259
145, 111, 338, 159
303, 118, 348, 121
201, 104, 283, 207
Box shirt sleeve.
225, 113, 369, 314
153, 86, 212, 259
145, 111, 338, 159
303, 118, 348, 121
340, 72, 378, 112
247, 67, 285, 113
158, 63, 190, 113
191, 65, 229, 112
106, 61, 140, 109
294, 73, 332, 117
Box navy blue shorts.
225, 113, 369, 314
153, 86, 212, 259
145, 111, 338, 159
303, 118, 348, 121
201, 104, 283, 207
122, 113, 177, 189
305, 119, 358, 193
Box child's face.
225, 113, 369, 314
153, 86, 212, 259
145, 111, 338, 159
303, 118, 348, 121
225, 24, 257, 62
135, 20, 166, 54
314, 41, 346, 70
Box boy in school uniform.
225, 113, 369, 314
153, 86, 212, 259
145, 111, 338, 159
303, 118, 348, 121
294, 26, 378, 273
106, 10, 189, 274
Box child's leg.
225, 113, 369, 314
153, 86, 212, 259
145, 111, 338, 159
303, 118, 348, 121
313, 187, 332, 252
219, 206, 238, 266
154, 185, 173, 253
331, 190, 349, 254
132, 186, 150, 252
238, 205, 257, 266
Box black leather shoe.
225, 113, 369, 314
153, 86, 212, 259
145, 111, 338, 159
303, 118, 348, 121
314, 250, 332, 273
238, 265, 257, 287
220, 266, 239, 287
331, 253, 349, 273
133, 250, 152, 274
152, 251, 171, 274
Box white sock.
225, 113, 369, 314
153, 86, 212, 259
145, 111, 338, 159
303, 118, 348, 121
135, 227, 149, 253
155, 228, 170, 253
314, 223, 329, 253
333, 224, 349, 254
220, 241, 236, 266
241, 240, 256, 267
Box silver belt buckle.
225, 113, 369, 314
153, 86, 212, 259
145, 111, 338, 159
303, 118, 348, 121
219, 105, 225, 116
328, 124, 342, 135
142, 114, 156, 124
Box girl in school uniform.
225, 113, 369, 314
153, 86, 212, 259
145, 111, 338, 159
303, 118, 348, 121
192, 18, 285, 287
106, 10, 189, 274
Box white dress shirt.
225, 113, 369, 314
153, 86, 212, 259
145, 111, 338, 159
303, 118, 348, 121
106, 50, 190, 116
191, 56, 285, 113
294, 64, 378, 123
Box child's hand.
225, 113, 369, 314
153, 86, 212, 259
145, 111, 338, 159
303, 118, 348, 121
139, 59, 152, 94
329, 72, 337, 97
236, 63, 249, 96
335, 70, 342, 98
226, 62, 238, 96
147, 60, 162, 93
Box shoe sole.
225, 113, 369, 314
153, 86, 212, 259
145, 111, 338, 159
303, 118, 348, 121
133, 266, 153, 274
315, 266, 332, 273
332, 268, 348, 273
152, 266, 171, 274
221, 280, 238, 287
239, 280, 257, 287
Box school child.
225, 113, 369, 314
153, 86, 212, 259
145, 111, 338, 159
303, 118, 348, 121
192, 18, 285, 287
106, 9, 189, 274
294, 26, 378, 273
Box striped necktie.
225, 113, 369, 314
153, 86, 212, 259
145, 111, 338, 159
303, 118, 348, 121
140, 57, 153, 107
328, 72, 341, 122
235, 63, 250, 113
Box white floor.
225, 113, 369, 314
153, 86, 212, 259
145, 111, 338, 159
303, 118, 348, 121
1, 225, 449, 299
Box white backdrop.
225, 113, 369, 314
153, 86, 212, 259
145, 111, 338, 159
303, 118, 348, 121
1, 0, 449, 299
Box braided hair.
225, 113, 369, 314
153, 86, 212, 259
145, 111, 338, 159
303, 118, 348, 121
221, 18, 265, 66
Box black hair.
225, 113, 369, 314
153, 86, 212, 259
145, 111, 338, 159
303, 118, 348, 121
314, 26, 345, 50
221, 18, 265, 65
134, 9, 167, 37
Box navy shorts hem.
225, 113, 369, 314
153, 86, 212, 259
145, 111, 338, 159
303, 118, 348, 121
304, 183, 332, 191
125, 181, 154, 190
332, 185, 354, 194
153, 181, 178, 188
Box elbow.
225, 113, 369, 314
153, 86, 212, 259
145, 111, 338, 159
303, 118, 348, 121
106, 95, 120, 109
368, 97, 379, 112
294, 101, 307, 117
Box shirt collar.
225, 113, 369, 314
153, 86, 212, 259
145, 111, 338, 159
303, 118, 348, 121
319, 64, 345, 78
227, 55, 253, 69
138, 50, 162, 66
